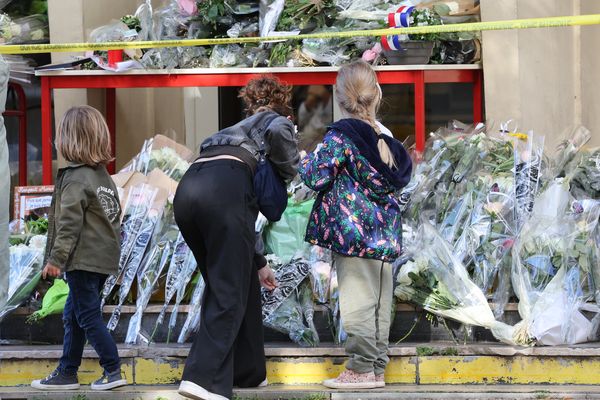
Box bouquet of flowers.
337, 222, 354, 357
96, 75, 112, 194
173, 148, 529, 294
125, 202, 179, 344
566, 148, 600, 200
551, 126, 592, 180
0, 245, 43, 322
261, 258, 319, 346
402, 122, 486, 225
328, 266, 347, 344
570, 199, 600, 304
0, 13, 48, 44
526, 197, 600, 345
307, 246, 332, 304
276, 0, 337, 32
512, 132, 545, 231
178, 274, 206, 343
298, 280, 320, 345
511, 179, 573, 323
102, 184, 166, 331
453, 174, 515, 317
152, 233, 197, 341
119, 135, 194, 182
395, 222, 521, 345
509, 178, 600, 345
336, 0, 401, 21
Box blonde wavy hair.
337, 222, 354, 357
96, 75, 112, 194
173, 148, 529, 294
56, 105, 113, 166
335, 60, 396, 168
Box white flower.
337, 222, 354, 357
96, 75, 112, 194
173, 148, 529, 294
397, 258, 426, 286
415, 256, 429, 272
28, 235, 47, 251
395, 285, 414, 301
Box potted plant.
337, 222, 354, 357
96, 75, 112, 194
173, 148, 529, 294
383, 8, 442, 65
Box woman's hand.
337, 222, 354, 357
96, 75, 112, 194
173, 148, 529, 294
42, 263, 62, 279
258, 266, 278, 291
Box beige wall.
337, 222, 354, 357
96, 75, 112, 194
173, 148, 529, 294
581, 0, 600, 147
481, 0, 599, 148
48, 0, 199, 168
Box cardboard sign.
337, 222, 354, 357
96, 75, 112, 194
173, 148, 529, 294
13, 185, 54, 222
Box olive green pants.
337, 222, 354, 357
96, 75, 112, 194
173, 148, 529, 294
335, 254, 393, 376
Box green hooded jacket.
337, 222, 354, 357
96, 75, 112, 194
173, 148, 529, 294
44, 164, 121, 276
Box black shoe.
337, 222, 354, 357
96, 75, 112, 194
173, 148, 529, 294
90, 370, 127, 391
31, 369, 80, 390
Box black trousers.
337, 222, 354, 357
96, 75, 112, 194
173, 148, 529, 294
173, 160, 266, 399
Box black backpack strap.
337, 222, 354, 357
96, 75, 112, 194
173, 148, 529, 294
249, 112, 280, 156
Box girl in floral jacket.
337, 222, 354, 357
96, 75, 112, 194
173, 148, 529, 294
299, 60, 412, 389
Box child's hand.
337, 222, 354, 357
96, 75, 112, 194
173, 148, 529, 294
42, 263, 62, 279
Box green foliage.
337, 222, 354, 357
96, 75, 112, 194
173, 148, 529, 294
9, 216, 49, 246
196, 0, 227, 30
416, 346, 459, 356
3, 0, 47, 17
268, 42, 294, 67
276, 0, 337, 32
121, 15, 141, 32
405, 269, 458, 311
24, 215, 48, 235
408, 8, 443, 41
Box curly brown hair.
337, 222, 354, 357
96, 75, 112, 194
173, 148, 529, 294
239, 75, 293, 118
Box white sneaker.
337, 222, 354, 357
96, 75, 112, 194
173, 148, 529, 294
90, 370, 127, 391
178, 380, 228, 400
31, 369, 80, 391
322, 369, 379, 389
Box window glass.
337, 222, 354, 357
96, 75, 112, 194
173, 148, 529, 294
219, 85, 335, 153
220, 82, 478, 148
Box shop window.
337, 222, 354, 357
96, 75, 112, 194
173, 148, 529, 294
379, 83, 475, 143
221, 82, 478, 149
219, 85, 335, 153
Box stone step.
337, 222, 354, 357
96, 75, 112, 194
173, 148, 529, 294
3, 343, 600, 386
2, 384, 600, 400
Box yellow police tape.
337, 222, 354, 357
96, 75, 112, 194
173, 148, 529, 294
1, 14, 599, 54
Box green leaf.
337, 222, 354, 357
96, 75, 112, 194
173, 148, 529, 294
208, 5, 219, 18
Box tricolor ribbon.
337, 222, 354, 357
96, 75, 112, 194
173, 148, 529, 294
383, 5, 415, 51
381, 35, 405, 51
387, 6, 415, 29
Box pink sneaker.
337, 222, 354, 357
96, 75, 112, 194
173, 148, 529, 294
323, 369, 379, 389
375, 374, 385, 387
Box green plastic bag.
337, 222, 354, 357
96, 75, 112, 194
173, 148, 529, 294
264, 199, 314, 261
27, 278, 69, 323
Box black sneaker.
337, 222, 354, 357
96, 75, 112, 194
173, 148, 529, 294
31, 369, 80, 390
90, 369, 127, 391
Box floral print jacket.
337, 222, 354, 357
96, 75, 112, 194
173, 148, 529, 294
299, 119, 412, 262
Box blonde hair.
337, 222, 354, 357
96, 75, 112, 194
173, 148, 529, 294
56, 105, 113, 166
335, 60, 396, 168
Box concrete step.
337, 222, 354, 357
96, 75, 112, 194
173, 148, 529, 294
3, 343, 600, 386
3, 384, 600, 400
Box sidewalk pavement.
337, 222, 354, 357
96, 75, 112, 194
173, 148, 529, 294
3, 385, 600, 400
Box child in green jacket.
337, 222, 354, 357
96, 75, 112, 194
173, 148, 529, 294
31, 106, 127, 391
